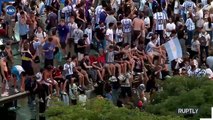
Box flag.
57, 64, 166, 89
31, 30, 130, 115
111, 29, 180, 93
164, 37, 182, 61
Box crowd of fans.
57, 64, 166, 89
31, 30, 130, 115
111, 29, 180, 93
0, 0, 213, 111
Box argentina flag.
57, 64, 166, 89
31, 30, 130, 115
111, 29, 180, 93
164, 37, 182, 61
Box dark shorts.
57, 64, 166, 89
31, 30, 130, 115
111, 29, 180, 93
44, 59, 53, 68
55, 78, 65, 84
54, 47, 59, 56
121, 87, 132, 98
65, 75, 72, 80
60, 42, 66, 49
20, 34, 28, 40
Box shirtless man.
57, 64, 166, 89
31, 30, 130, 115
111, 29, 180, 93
42, 65, 59, 97
1, 57, 10, 97
132, 12, 145, 45
52, 29, 62, 66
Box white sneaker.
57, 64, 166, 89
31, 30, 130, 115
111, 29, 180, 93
61, 91, 67, 95
46, 95, 51, 100
8, 107, 16, 111
46, 99, 50, 107
94, 83, 98, 87
14, 89, 19, 93
111, 76, 117, 82
39, 98, 44, 103
118, 75, 125, 81
126, 73, 131, 79
1, 92, 9, 97
5, 82, 9, 90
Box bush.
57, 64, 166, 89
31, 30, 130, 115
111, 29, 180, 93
45, 97, 185, 120
146, 76, 213, 120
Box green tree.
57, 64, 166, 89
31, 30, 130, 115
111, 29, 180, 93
146, 76, 213, 120
45, 97, 185, 120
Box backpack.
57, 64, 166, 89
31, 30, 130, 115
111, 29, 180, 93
199, 35, 207, 46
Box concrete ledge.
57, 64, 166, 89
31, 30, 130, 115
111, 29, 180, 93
0, 91, 30, 105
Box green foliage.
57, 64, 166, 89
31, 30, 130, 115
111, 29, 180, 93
146, 76, 213, 120
45, 97, 185, 120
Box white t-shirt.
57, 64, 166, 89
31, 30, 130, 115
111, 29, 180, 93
35, 31, 47, 42
153, 12, 167, 30
63, 62, 74, 76
116, 28, 123, 43
78, 94, 87, 106
205, 68, 213, 78
95, 5, 103, 23
207, 56, 213, 70
121, 18, 132, 33
191, 40, 200, 52
174, 0, 179, 14
61, 5, 72, 13
199, 32, 211, 46
146, 41, 156, 53
14, 65, 25, 74
165, 23, 176, 37
106, 28, 114, 45
203, 22, 213, 31
84, 28, 93, 44
144, 17, 150, 26
38, 2, 45, 15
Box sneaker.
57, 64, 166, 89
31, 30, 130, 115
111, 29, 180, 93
1, 92, 9, 97
109, 76, 117, 82
94, 83, 98, 87
8, 107, 16, 111
5, 82, 9, 90
46, 95, 51, 100
46, 99, 50, 107
61, 91, 67, 95
118, 75, 125, 81
39, 98, 44, 103
126, 73, 131, 79
14, 88, 19, 93
78, 86, 83, 91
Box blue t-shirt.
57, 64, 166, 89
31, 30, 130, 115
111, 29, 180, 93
57, 25, 69, 42
43, 42, 55, 60
99, 11, 107, 23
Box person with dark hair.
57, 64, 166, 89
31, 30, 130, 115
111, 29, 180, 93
121, 13, 132, 44
42, 65, 60, 98
0, 57, 10, 97
21, 42, 34, 76
77, 34, 88, 61
106, 22, 115, 47
43, 37, 55, 68
95, 22, 106, 50
132, 12, 145, 46
203, 17, 213, 46
115, 22, 124, 44
57, 19, 69, 58
105, 10, 117, 29
45, 6, 57, 33
185, 12, 195, 51
153, 6, 167, 45
72, 23, 84, 54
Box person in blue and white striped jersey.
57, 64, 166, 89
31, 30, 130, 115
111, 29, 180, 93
153, 6, 167, 45
185, 12, 195, 50
181, 0, 196, 22
121, 13, 132, 45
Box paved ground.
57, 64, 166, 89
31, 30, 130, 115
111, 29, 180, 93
0, 43, 35, 120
